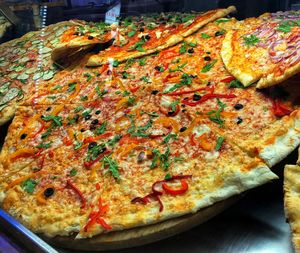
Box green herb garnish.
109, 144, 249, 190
21, 179, 37, 194
243, 34, 260, 46
103, 156, 120, 180
201, 59, 217, 73
215, 136, 225, 151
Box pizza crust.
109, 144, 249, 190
253, 109, 300, 167
221, 29, 262, 86
284, 164, 300, 253
180, 6, 236, 38
257, 60, 300, 89
77, 161, 276, 239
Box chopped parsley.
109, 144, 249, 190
80, 95, 88, 101
163, 133, 177, 144
94, 122, 107, 135
277, 20, 300, 33
138, 58, 147, 66
131, 39, 146, 52
229, 80, 244, 89
112, 60, 119, 67
201, 59, 217, 73
36, 141, 53, 149
243, 34, 260, 46
84, 73, 93, 82
207, 99, 226, 127
74, 141, 83, 150
140, 75, 150, 83
41, 115, 62, 127
169, 62, 187, 73
87, 143, 106, 161
179, 42, 188, 54
127, 96, 136, 106
74, 106, 84, 113
163, 73, 193, 93
170, 100, 180, 112
21, 179, 37, 194
215, 136, 225, 151
69, 168, 77, 177
67, 114, 79, 124
164, 173, 172, 180
67, 82, 77, 92
103, 156, 120, 180
125, 58, 135, 69
127, 30, 136, 37
96, 86, 108, 98
201, 33, 211, 39
150, 147, 171, 171
107, 135, 122, 147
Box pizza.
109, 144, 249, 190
0, 21, 80, 125
284, 163, 300, 253
0, 14, 12, 39
0, 7, 300, 246
221, 11, 300, 88
51, 7, 236, 67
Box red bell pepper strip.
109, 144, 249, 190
66, 179, 86, 209
83, 132, 113, 144
119, 134, 148, 145
162, 87, 208, 96
131, 174, 192, 212
182, 93, 236, 106
189, 133, 197, 146
32, 122, 46, 138
84, 150, 110, 169
162, 179, 188, 195
84, 197, 112, 232
159, 49, 179, 60
272, 100, 293, 117
220, 76, 236, 83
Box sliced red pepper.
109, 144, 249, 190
32, 122, 46, 138
62, 137, 73, 146
128, 83, 140, 93
84, 197, 111, 232
182, 93, 236, 106
95, 183, 101, 190
159, 49, 179, 60
189, 133, 197, 146
119, 134, 148, 145
83, 132, 113, 144
163, 73, 179, 83
84, 150, 110, 169
66, 179, 86, 209
162, 87, 208, 96
162, 179, 188, 195
220, 76, 236, 83
131, 174, 192, 212
272, 100, 293, 117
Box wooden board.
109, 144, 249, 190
43, 196, 238, 251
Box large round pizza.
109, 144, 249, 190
0, 6, 300, 251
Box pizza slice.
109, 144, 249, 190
221, 10, 300, 89
0, 21, 78, 125
86, 6, 236, 66
284, 164, 300, 253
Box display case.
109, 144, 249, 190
0, 1, 300, 253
